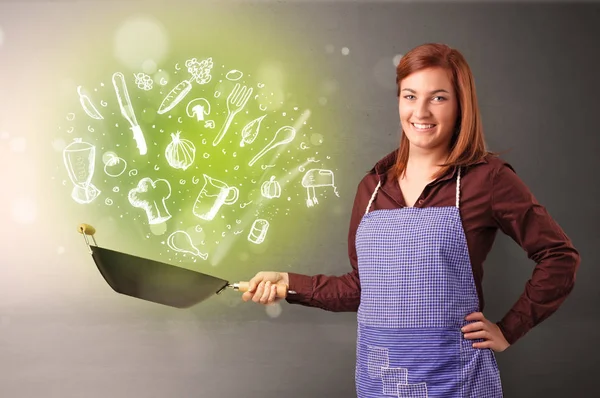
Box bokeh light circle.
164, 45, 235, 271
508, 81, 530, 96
114, 16, 169, 69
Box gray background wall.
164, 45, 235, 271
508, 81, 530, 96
1, 1, 599, 397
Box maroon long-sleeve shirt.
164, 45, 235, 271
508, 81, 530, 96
286, 149, 580, 346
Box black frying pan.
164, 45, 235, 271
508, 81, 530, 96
77, 224, 292, 308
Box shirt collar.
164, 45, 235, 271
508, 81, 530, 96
369, 148, 489, 185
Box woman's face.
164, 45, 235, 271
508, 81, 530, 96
398, 67, 459, 153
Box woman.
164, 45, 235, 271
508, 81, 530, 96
242, 43, 580, 398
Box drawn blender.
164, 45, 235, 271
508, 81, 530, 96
248, 126, 296, 167
63, 138, 101, 204
112, 72, 147, 155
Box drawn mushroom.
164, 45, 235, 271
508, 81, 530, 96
186, 98, 211, 122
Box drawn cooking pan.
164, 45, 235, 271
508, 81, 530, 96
77, 223, 294, 308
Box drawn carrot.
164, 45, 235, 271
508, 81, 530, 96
157, 79, 193, 115
157, 57, 213, 115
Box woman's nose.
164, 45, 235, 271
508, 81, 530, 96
413, 101, 432, 118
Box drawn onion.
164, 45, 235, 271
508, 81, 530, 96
165, 131, 196, 170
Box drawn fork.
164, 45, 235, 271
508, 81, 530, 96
213, 83, 253, 146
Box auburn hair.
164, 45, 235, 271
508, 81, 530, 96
391, 43, 495, 180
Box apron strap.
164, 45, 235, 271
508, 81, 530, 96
365, 180, 381, 215
365, 166, 462, 214
455, 167, 461, 209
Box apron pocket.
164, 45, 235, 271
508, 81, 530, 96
357, 325, 462, 397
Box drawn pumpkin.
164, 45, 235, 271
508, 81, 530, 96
261, 176, 281, 199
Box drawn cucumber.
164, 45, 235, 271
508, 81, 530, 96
77, 86, 104, 120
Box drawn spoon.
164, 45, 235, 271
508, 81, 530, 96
248, 126, 296, 167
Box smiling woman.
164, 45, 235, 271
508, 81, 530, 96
393, 44, 487, 182
398, 69, 458, 154
243, 43, 580, 398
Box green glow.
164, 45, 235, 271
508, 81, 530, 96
52, 8, 342, 275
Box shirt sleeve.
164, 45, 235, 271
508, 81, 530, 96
491, 162, 580, 345
285, 176, 369, 311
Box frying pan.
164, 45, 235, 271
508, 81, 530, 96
77, 223, 293, 308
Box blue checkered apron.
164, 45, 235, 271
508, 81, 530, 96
355, 169, 503, 397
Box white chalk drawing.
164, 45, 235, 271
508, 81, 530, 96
128, 177, 172, 225
240, 114, 266, 147
213, 83, 253, 146
166, 230, 208, 260
248, 126, 296, 167
193, 174, 239, 221
248, 219, 269, 244
63, 138, 101, 204
77, 86, 104, 120
103, 153, 127, 177
157, 57, 214, 115
112, 72, 147, 155
302, 169, 340, 207
133, 72, 153, 90
165, 131, 196, 171
204, 120, 215, 129
225, 69, 243, 81
260, 176, 281, 199
186, 98, 211, 121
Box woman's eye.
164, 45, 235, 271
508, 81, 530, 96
403, 95, 415, 100
433, 96, 446, 101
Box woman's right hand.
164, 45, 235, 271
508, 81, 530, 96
241, 271, 289, 305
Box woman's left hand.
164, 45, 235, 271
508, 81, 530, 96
462, 312, 510, 352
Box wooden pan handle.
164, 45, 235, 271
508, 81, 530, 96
236, 281, 289, 299
77, 223, 96, 236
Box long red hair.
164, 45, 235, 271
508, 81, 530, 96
392, 43, 495, 180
